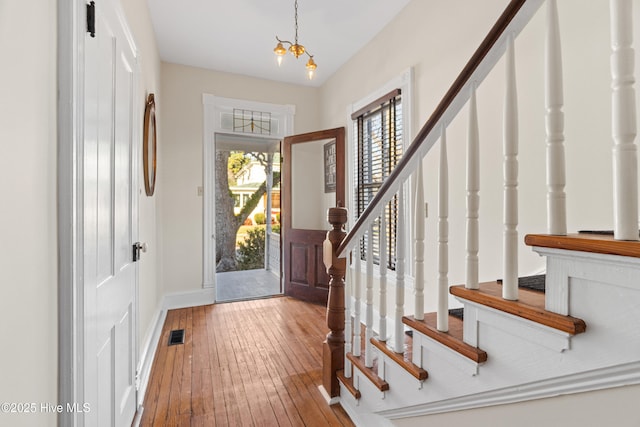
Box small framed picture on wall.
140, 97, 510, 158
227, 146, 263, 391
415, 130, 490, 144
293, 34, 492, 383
324, 140, 336, 193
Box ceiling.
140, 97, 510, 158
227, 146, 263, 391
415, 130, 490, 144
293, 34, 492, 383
147, 0, 411, 87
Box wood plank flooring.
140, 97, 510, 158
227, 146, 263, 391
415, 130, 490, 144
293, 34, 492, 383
139, 297, 354, 427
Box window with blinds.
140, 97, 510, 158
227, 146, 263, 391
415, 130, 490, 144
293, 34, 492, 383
352, 89, 403, 269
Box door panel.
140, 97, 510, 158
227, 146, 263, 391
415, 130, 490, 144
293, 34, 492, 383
84, 1, 137, 425
282, 128, 345, 305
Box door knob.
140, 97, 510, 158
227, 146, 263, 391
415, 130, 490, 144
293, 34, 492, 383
132, 242, 148, 262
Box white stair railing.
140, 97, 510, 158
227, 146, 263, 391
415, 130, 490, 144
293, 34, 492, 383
437, 126, 449, 332
394, 186, 406, 353
344, 259, 353, 378
611, 0, 639, 241
353, 254, 362, 358
414, 164, 425, 322
329, 0, 640, 402
379, 213, 388, 341
365, 225, 374, 367
502, 34, 519, 301
466, 85, 480, 290
333, 0, 588, 391
545, 0, 567, 236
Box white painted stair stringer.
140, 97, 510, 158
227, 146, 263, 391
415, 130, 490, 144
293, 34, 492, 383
339, 248, 640, 423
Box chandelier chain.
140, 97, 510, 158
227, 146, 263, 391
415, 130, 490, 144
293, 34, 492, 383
294, 0, 299, 45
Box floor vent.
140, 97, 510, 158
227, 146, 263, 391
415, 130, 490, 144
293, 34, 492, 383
168, 329, 185, 346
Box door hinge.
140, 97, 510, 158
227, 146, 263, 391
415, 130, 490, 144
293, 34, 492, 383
87, 1, 96, 38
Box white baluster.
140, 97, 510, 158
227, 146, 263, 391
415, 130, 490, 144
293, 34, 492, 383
546, 0, 567, 236
394, 186, 406, 353
344, 253, 352, 378
365, 225, 374, 367
503, 34, 519, 301
414, 162, 425, 321
379, 213, 388, 341
353, 252, 362, 357
611, 0, 639, 241
438, 126, 450, 332
466, 85, 480, 290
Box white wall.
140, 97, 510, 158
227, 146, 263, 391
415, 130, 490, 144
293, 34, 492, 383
0, 1, 57, 426
159, 62, 321, 294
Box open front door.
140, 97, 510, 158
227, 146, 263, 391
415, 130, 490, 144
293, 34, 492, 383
282, 127, 345, 304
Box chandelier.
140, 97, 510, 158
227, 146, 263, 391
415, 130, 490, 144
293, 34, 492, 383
273, 0, 317, 80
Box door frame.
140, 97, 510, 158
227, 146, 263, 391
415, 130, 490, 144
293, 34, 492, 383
282, 127, 346, 303
57, 2, 141, 426
202, 95, 295, 297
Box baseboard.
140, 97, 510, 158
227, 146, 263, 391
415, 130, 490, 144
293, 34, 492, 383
136, 303, 166, 408
162, 287, 216, 310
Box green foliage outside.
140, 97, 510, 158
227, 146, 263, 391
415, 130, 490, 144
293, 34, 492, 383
227, 151, 250, 185
253, 212, 266, 225
237, 227, 265, 270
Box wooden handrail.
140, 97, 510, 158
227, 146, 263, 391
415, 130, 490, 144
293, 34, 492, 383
337, 0, 544, 258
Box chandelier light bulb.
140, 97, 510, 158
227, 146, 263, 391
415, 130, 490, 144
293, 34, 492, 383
305, 57, 317, 80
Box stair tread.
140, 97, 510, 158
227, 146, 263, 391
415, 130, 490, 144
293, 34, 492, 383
370, 337, 428, 380
403, 313, 488, 363
336, 370, 361, 399
450, 281, 586, 334
525, 233, 640, 259
346, 352, 389, 391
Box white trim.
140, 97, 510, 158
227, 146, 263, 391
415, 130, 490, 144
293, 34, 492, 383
318, 385, 341, 405
57, 2, 84, 427
345, 68, 415, 273
456, 299, 572, 353
162, 288, 217, 310
378, 360, 640, 419
135, 305, 166, 408
203, 101, 216, 290
533, 245, 640, 315
202, 95, 295, 295
338, 387, 394, 427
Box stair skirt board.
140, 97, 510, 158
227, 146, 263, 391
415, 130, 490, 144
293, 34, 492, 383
340, 359, 640, 422
375, 360, 640, 419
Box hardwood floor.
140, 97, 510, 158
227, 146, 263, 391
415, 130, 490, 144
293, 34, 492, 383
140, 296, 355, 426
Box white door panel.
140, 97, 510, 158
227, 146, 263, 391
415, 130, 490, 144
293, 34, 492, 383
84, 1, 137, 425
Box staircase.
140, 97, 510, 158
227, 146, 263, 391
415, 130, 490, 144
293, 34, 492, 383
320, 0, 640, 425
334, 233, 640, 425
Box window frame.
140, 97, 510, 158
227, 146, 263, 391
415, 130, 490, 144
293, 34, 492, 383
346, 68, 414, 278
353, 90, 403, 270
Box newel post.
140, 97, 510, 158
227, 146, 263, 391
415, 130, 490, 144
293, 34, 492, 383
322, 206, 347, 398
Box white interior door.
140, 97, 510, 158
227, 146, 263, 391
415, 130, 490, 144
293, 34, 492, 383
84, 1, 138, 425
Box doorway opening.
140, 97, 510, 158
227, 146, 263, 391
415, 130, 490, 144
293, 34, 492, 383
214, 135, 283, 302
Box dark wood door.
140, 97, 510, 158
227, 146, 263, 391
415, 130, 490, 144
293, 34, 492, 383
282, 127, 345, 305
